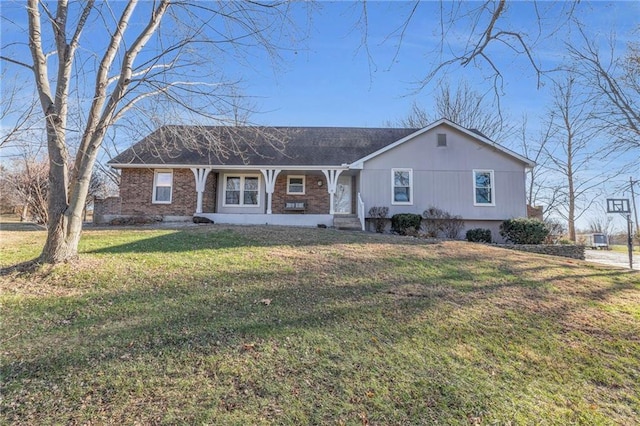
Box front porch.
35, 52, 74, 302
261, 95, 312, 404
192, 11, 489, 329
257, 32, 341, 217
191, 167, 365, 230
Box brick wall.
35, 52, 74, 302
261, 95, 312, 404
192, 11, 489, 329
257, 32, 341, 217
271, 174, 330, 214
120, 168, 216, 216
93, 196, 121, 223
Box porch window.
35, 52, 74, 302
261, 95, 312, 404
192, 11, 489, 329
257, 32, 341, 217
152, 170, 173, 204
287, 175, 305, 194
392, 168, 412, 205
473, 170, 495, 206
224, 175, 260, 206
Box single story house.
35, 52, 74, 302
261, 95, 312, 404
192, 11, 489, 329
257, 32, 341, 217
103, 118, 535, 238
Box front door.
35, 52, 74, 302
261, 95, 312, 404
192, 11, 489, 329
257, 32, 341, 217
334, 175, 352, 214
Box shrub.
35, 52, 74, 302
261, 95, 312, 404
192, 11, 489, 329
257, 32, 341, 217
544, 218, 565, 244
391, 213, 422, 235
422, 207, 464, 239
368, 206, 389, 233
440, 214, 464, 239
422, 207, 446, 237
466, 228, 492, 243
500, 218, 549, 244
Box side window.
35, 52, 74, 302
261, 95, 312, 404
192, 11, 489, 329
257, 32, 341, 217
153, 170, 173, 204
287, 176, 305, 194
473, 170, 495, 206
392, 168, 413, 205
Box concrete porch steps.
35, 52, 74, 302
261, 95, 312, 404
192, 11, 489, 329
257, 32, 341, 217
333, 215, 362, 231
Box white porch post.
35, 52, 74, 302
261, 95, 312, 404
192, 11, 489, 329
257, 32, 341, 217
190, 168, 213, 214
260, 169, 281, 214
322, 169, 343, 215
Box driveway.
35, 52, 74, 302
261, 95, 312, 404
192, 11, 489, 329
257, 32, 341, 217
584, 249, 639, 270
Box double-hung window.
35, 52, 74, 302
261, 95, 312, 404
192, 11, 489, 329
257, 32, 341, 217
473, 170, 495, 206
152, 170, 173, 204
224, 175, 260, 206
287, 175, 305, 194
392, 168, 413, 205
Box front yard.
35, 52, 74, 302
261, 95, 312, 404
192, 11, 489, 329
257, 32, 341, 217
1, 224, 639, 424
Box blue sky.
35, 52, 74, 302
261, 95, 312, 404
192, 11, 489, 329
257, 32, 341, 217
1, 1, 638, 231
236, 1, 638, 130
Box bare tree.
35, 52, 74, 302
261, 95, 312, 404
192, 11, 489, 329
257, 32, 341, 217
567, 27, 640, 153
518, 115, 559, 213
393, 80, 515, 142
1, 1, 298, 263
0, 72, 39, 150
1, 156, 50, 223
542, 75, 621, 241
358, 1, 578, 97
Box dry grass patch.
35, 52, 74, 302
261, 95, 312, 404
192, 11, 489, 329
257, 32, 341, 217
1, 224, 639, 424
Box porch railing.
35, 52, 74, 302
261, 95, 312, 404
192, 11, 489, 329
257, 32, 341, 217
357, 192, 365, 231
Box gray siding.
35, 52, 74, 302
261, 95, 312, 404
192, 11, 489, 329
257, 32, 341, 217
361, 125, 527, 220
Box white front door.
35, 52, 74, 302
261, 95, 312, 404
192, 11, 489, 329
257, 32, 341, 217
334, 175, 352, 214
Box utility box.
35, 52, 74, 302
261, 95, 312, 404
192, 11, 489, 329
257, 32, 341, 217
587, 233, 609, 250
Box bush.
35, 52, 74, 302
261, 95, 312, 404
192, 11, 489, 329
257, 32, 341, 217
368, 206, 389, 233
466, 228, 492, 243
440, 214, 464, 239
422, 207, 464, 239
422, 207, 446, 237
391, 213, 422, 235
500, 218, 549, 244
544, 218, 565, 244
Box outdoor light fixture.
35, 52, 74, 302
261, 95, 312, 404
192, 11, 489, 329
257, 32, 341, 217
318, 180, 323, 187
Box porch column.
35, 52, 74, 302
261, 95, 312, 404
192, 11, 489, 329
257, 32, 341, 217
322, 169, 343, 215
190, 168, 213, 214
260, 169, 281, 214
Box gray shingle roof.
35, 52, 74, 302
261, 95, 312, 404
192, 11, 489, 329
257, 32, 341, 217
108, 126, 420, 167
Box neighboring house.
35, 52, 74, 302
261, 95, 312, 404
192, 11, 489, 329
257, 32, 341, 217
105, 118, 535, 239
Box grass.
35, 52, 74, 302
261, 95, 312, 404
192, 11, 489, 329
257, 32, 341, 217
1, 223, 639, 425
610, 244, 640, 253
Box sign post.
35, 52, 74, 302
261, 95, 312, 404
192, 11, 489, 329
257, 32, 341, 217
607, 198, 633, 269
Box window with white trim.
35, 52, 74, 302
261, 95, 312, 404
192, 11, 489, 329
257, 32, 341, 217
287, 175, 305, 195
392, 168, 413, 205
152, 170, 173, 204
473, 170, 495, 206
224, 175, 260, 206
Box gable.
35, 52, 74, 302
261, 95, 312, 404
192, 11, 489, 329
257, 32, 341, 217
361, 123, 529, 172
352, 119, 534, 170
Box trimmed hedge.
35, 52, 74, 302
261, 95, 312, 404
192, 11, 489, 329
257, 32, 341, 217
391, 213, 422, 235
466, 228, 492, 243
500, 218, 549, 244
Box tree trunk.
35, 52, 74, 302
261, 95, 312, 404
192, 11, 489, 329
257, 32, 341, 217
40, 211, 82, 263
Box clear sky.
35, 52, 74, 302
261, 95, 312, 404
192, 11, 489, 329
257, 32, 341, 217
1, 0, 639, 232
235, 1, 638, 129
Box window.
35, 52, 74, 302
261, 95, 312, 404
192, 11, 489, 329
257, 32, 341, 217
223, 175, 260, 206
437, 133, 447, 147
287, 175, 305, 194
392, 168, 413, 205
473, 170, 495, 206
152, 170, 173, 204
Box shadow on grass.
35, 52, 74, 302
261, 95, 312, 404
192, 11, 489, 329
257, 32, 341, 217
3, 250, 636, 386
85, 226, 397, 254
0, 221, 46, 232
87, 228, 252, 254
0, 258, 42, 276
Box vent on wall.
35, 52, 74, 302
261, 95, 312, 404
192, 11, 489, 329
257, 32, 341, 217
437, 133, 447, 147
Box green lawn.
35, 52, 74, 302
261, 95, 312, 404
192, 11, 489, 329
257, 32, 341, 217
1, 224, 639, 425
610, 244, 640, 253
